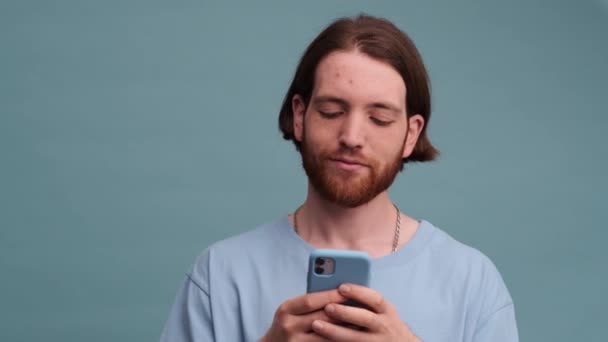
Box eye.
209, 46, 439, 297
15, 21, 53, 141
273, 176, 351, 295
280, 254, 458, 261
370, 117, 393, 127
319, 110, 343, 119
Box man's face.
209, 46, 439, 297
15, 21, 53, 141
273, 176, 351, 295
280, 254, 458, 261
292, 50, 423, 207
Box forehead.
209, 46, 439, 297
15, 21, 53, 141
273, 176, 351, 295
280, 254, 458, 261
312, 50, 406, 108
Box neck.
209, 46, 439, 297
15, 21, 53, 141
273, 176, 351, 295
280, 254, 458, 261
292, 184, 416, 258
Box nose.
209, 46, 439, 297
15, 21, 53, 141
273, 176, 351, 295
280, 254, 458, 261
338, 113, 365, 150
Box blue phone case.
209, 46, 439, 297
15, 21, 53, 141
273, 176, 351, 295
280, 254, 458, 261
307, 249, 371, 293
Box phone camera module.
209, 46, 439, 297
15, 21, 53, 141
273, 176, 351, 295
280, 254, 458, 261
313, 257, 335, 275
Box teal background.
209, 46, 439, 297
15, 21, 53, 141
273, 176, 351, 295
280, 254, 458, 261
1, 0, 607, 341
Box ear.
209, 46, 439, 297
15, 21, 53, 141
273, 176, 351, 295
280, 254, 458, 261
402, 114, 425, 159
292, 94, 306, 142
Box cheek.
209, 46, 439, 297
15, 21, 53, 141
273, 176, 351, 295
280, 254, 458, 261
371, 131, 406, 157
305, 118, 336, 144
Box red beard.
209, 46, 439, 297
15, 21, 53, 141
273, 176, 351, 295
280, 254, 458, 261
300, 132, 405, 208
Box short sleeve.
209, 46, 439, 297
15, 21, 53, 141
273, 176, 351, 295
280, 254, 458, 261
160, 250, 215, 342
472, 303, 519, 342
469, 250, 519, 342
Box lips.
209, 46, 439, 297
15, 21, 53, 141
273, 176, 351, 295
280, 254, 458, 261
330, 158, 367, 166
327, 156, 370, 171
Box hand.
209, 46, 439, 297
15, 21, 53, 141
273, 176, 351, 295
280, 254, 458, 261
311, 284, 421, 342
260, 289, 347, 342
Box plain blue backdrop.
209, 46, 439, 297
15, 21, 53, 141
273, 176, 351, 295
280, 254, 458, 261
1, 0, 607, 341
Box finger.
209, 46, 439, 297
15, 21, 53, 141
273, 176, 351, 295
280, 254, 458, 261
297, 332, 333, 342
290, 309, 335, 332
283, 290, 346, 315
337, 283, 391, 314
311, 319, 366, 342
324, 303, 381, 331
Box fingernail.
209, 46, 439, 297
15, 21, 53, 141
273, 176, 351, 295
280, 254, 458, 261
339, 284, 351, 293
312, 320, 324, 330
325, 304, 335, 313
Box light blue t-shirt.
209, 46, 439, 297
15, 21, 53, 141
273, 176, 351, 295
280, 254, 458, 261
160, 217, 518, 341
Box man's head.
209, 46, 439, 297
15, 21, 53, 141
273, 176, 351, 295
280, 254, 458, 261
279, 15, 438, 207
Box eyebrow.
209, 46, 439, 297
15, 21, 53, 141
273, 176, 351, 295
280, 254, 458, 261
312, 96, 350, 109
312, 95, 402, 116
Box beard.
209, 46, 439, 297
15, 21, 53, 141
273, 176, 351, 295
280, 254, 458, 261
300, 131, 405, 208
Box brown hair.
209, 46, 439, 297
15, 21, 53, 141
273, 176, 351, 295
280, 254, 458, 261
278, 14, 439, 164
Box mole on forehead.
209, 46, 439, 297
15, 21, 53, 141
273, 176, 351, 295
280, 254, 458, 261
329, 72, 354, 84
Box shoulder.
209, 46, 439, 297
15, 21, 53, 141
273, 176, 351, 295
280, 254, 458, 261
207, 216, 293, 258
424, 220, 504, 275
188, 217, 294, 284
424, 220, 514, 310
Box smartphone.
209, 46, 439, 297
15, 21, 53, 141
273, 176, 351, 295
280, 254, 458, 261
307, 249, 371, 296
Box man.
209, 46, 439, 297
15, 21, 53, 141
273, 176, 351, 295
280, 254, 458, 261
160, 14, 518, 341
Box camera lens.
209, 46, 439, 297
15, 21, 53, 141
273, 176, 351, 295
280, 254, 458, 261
315, 258, 325, 265
315, 266, 324, 274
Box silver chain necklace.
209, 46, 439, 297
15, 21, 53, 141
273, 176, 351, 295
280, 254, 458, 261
293, 204, 402, 253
